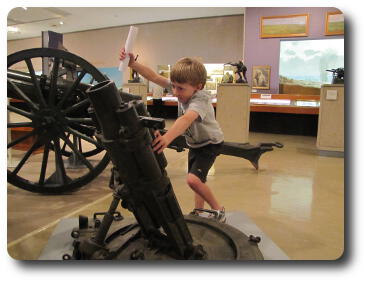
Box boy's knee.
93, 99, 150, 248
186, 174, 202, 189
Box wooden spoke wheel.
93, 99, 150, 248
7, 48, 110, 194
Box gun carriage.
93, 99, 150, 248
7, 48, 282, 195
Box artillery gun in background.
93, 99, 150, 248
7, 48, 282, 194
326, 67, 344, 84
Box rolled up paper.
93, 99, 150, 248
119, 26, 139, 72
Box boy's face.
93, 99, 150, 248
171, 81, 202, 103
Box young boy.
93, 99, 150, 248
120, 49, 226, 222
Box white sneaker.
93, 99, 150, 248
191, 208, 226, 223
211, 207, 226, 223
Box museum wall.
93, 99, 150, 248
244, 7, 344, 94
7, 15, 244, 84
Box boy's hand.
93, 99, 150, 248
119, 48, 135, 67
152, 130, 170, 154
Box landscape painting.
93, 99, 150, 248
325, 11, 344, 35
261, 14, 309, 38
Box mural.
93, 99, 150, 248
279, 38, 344, 94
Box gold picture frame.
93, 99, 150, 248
260, 14, 309, 38
252, 65, 271, 89
325, 11, 344, 35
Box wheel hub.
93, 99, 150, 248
35, 108, 68, 137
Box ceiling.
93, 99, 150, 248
7, 7, 245, 41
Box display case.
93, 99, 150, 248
155, 63, 235, 96
249, 93, 320, 114
146, 92, 320, 136
147, 93, 320, 114
123, 83, 148, 104
204, 64, 234, 95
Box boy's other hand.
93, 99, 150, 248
152, 130, 169, 154
119, 48, 135, 67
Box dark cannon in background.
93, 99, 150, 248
167, 134, 282, 170
7, 48, 282, 195
326, 67, 344, 84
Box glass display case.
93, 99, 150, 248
249, 94, 320, 114
147, 93, 320, 115
204, 64, 234, 95
155, 63, 235, 96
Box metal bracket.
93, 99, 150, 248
93, 211, 123, 221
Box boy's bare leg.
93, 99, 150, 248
195, 193, 205, 209
187, 173, 222, 210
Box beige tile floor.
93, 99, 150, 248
7, 122, 344, 260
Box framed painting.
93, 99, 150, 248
325, 11, 344, 35
260, 14, 309, 38
157, 64, 170, 78
252, 65, 271, 89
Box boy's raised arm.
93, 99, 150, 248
120, 48, 169, 88
131, 61, 169, 88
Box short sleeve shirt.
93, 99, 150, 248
167, 82, 224, 148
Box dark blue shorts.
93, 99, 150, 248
188, 143, 223, 183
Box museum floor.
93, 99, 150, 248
7, 121, 344, 260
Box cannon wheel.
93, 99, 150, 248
7, 48, 110, 194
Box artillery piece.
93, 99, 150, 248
7, 48, 282, 194
326, 67, 344, 84
66, 80, 264, 260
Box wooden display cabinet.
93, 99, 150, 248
123, 83, 148, 104
317, 84, 344, 152
216, 83, 251, 143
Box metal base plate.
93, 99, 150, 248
39, 211, 289, 260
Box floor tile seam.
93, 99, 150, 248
7, 192, 113, 248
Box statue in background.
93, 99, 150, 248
226, 61, 248, 83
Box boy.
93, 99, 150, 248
120, 49, 226, 222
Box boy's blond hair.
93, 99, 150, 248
170, 57, 207, 89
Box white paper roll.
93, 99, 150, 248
119, 26, 139, 72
